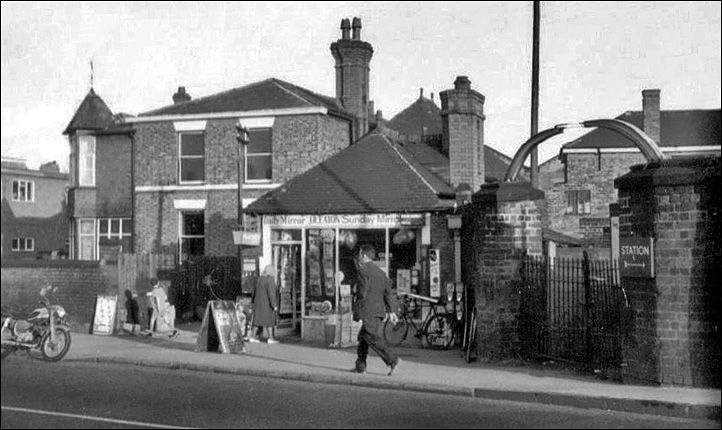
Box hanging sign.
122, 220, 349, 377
619, 237, 654, 278
195, 300, 246, 354
92, 294, 118, 336
429, 249, 441, 298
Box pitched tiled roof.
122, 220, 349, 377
564, 109, 721, 149
246, 130, 455, 215
139, 78, 351, 118
386, 95, 442, 136
63, 88, 115, 135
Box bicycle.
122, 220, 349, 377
383, 291, 455, 349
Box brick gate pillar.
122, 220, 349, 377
614, 157, 720, 387
464, 182, 544, 361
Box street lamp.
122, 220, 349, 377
235, 124, 250, 291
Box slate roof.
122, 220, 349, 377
246, 130, 456, 215
139, 78, 352, 118
564, 109, 720, 149
386, 94, 443, 136
63, 88, 115, 135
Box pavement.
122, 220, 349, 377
49, 324, 721, 422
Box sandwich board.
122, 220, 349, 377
195, 300, 245, 354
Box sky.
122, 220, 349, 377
2, 1, 720, 171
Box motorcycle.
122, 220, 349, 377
1, 285, 72, 362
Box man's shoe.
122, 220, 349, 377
351, 366, 366, 374
388, 358, 401, 376
247, 337, 260, 343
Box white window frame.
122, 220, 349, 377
178, 132, 205, 184
12, 179, 34, 202
245, 128, 273, 184
98, 218, 132, 239
78, 135, 96, 187
11, 237, 34, 252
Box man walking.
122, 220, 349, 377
352, 244, 401, 376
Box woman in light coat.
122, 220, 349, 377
248, 265, 279, 344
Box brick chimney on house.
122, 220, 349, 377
172, 86, 191, 104
440, 76, 486, 191
642, 89, 661, 145
330, 17, 374, 141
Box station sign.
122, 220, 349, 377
619, 236, 654, 278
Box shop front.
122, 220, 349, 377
259, 213, 428, 343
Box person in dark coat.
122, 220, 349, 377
352, 244, 401, 376
248, 265, 279, 344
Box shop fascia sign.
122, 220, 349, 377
264, 213, 425, 228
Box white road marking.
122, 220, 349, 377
1, 406, 198, 429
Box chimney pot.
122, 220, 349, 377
172, 86, 191, 104
454, 76, 471, 91
340, 18, 351, 39
352, 17, 362, 40
419, 88, 424, 99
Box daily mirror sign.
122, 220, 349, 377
619, 237, 654, 278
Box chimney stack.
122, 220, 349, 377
173, 86, 191, 104
440, 76, 486, 190
330, 17, 374, 141
642, 89, 661, 145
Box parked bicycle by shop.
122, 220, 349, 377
383, 291, 457, 349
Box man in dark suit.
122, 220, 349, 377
353, 244, 401, 376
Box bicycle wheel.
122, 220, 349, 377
383, 317, 408, 347
464, 308, 478, 363
424, 314, 455, 349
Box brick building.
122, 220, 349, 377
543, 89, 721, 247
64, 88, 134, 261
1, 157, 68, 260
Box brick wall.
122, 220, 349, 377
1, 260, 115, 327
545, 152, 645, 242
134, 114, 351, 258
94, 133, 133, 217
615, 157, 720, 388
463, 183, 544, 360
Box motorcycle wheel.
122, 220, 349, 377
40, 327, 71, 362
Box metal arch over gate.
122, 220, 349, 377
504, 118, 668, 182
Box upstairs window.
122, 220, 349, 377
12, 179, 34, 202
245, 128, 272, 183
565, 190, 591, 215
78, 135, 96, 186
179, 132, 205, 183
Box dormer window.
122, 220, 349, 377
12, 179, 34, 202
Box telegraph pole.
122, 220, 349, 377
530, 0, 541, 188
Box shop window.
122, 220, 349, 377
565, 190, 591, 215
179, 132, 205, 183
305, 229, 337, 315
180, 211, 204, 259
245, 128, 272, 183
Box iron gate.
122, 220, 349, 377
519, 251, 626, 379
